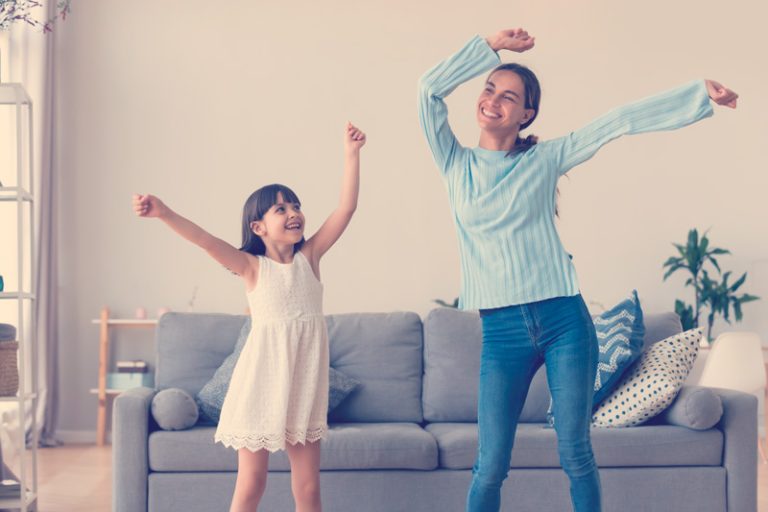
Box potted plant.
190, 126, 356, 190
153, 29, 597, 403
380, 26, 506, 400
662, 228, 759, 340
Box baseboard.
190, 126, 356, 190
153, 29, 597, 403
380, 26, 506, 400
56, 430, 112, 444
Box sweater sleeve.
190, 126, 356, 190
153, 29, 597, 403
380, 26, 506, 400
547, 80, 714, 176
417, 35, 500, 175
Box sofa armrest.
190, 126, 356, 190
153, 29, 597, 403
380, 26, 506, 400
710, 387, 758, 512
113, 387, 156, 512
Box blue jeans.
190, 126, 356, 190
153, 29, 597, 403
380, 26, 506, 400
466, 294, 601, 512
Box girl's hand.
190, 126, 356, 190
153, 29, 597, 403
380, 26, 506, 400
485, 28, 535, 53
344, 122, 366, 153
705, 80, 738, 109
133, 193, 168, 218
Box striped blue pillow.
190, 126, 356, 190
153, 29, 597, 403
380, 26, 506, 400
591, 290, 645, 407
547, 291, 645, 426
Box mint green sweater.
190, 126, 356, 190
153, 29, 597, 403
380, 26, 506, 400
418, 35, 714, 310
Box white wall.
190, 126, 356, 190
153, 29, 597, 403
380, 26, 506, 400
44, 0, 768, 434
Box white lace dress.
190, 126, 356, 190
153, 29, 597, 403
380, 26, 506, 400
214, 251, 329, 452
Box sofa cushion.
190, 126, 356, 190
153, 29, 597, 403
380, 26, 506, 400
156, 313, 248, 395
657, 385, 723, 430
593, 328, 702, 427
326, 312, 424, 423
425, 422, 723, 470
151, 388, 199, 431
158, 312, 418, 423
196, 318, 251, 423
194, 317, 360, 423
643, 312, 683, 347
422, 308, 684, 424
591, 290, 645, 406
422, 308, 549, 423
328, 367, 361, 411
149, 423, 437, 471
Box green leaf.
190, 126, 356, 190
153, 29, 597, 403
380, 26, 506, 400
733, 301, 743, 321
699, 236, 709, 257
663, 264, 683, 281
688, 229, 698, 250
729, 272, 747, 292
707, 255, 722, 274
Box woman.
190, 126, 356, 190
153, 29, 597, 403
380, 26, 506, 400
417, 27, 737, 512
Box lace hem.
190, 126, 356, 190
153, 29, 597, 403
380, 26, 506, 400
215, 426, 327, 453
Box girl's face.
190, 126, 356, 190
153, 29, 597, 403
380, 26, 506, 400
476, 70, 535, 134
251, 192, 305, 246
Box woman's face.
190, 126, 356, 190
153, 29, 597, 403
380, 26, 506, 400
476, 70, 535, 134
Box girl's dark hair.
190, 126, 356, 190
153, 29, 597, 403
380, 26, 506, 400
488, 63, 541, 156
240, 184, 305, 256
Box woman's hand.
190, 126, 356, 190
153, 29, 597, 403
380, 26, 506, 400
485, 28, 535, 53
705, 80, 738, 108
344, 122, 367, 153
133, 193, 168, 218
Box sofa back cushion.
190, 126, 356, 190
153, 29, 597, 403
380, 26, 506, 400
156, 311, 424, 423
422, 308, 550, 423
327, 312, 424, 423
643, 312, 683, 347
422, 307, 683, 423
156, 313, 248, 395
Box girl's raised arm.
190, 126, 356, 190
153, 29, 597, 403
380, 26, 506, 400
303, 123, 365, 265
133, 193, 254, 281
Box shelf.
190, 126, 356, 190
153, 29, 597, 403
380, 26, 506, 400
0, 83, 32, 105
0, 292, 36, 300
90, 318, 158, 326
0, 490, 37, 509
89, 388, 125, 395
0, 187, 33, 202
0, 393, 38, 402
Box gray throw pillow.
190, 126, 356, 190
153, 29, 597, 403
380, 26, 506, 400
329, 366, 360, 411
196, 317, 361, 423
196, 318, 251, 423
151, 388, 199, 430
657, 385, 723, 430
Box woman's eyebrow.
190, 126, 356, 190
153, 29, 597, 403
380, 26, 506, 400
486, 80, 520, 98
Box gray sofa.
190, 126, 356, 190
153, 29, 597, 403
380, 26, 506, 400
113, 308, 758, 512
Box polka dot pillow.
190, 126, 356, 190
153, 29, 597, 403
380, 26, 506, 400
592, 328, 702, 428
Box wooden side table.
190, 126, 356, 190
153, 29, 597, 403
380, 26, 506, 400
91, 307, 157, 446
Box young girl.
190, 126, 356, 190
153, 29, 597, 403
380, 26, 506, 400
418, 28, 737, 512
133, 122, 366, 512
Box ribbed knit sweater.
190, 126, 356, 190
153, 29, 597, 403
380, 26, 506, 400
418, 35, 714, 310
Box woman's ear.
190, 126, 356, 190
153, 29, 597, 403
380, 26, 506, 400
522, 108, 536, 124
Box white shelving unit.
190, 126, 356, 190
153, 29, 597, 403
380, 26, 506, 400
0, 82, 39, 512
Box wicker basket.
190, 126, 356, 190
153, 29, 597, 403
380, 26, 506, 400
0, 341, 19, 396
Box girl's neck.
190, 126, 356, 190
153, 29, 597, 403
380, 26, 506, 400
478, 128, 519, 152
263, 243, 295, 263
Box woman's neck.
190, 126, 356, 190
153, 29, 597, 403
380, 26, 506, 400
478, 129, 519, 152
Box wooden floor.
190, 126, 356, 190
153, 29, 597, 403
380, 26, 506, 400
5, 443, 768, 511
